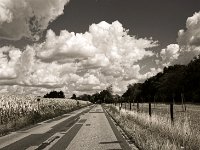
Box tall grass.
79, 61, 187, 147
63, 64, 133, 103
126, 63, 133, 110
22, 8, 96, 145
0, 94, 90, 136
105, 105, 200, 150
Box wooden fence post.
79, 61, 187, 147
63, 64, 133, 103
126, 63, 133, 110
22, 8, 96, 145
137, 101, 139, 112
0, 109, 2, 124
170, 103, 174, 124
129, 101, 131, 110
37, 98, 40, 112
119, 102, 122, 111
181, 93, 187, 112
149, 102, 151, 117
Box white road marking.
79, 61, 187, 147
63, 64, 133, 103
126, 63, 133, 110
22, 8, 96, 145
42, 133, 65, 150
25, 146, 38, 150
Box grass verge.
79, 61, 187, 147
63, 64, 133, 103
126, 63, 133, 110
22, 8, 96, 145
104, 104, 200, 150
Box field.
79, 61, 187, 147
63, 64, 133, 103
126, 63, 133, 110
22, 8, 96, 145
117, 103, 200, 132
0, 94, 90, 136
105, 103, 200, 150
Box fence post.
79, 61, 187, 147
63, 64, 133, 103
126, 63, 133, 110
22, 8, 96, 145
125, 102, 126, 110
137, 101, 139, 112
170, 103, 174, 124
37, 98, 40, 112
149, 102, 151, 117
181, 93, 186, 112
129, 101, 131, 110
0, 109, 2, 124
119, 103, 121, 111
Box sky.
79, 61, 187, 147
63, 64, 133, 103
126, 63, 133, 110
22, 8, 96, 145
0, 0, 200, 97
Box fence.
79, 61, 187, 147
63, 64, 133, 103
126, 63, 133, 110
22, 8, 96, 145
113, 102, 188, 124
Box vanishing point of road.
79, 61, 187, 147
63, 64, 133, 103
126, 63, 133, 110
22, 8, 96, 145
0, 105, 137, 150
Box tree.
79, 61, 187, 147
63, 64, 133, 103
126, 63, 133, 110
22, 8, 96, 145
184, 55, 200, 103
156, 65, 186, 104
123, 83, 143, 104
91, 85, 113, 104
71, 94, 76, 99
43, 90, 65, 98
76, 94, 92, 102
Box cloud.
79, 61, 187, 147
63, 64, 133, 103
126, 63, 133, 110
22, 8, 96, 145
0, 46, 22, 79
0, 0, 70, 40
16, 47, 78, 88
77, 74, 100, 85
159, 44, 180, 66
158, 12, 200, 66
160, 44, 180, 61
178, 11, 200, 46
36, 21, 158, 89
37, 29, 97, 63
0, 21, 158, 96
37, 21, 157, 64
176, 11, 200, 64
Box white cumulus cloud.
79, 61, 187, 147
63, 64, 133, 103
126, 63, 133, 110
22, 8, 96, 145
160, 44, 180, 66
159, 11, 200, 66
178, 11, 200, 46
0, 0, 70, 40
0, 21, 158, 96
0, 46, 22, 79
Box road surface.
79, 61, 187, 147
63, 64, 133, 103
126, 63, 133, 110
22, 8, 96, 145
0, 105, 135, 150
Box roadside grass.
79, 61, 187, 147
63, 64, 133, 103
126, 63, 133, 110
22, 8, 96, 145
105, 104, 200, 150
0, 94, 90, 136
119, 103, 200, 132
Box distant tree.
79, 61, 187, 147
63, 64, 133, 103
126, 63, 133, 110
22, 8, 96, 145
99, 85, 113, 103
58, 91, 65, 98
123, 83, 143, 103
71, 94, 76, 99
122, 84, 133, 103
113, 94, 120, 104
43, 90, 65, 98
76, 94, 92, 102
91, 92, 100, 103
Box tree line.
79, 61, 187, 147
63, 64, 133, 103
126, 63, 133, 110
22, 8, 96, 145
43, 91, 65, 98
72, 85, 116, 104
122, 55, 200, 104
74, 55, 200, 104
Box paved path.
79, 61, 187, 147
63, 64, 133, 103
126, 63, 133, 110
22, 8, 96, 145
0, 105, 133, 150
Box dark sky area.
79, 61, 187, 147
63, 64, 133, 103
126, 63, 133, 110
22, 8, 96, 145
1, 0, 200, 95
1, 0, 200, 51
49, 0, 200, 49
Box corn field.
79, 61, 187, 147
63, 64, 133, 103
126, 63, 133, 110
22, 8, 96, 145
0, 94, 90, 136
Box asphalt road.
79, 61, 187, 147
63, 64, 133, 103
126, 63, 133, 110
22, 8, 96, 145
0, 105, 134, 150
